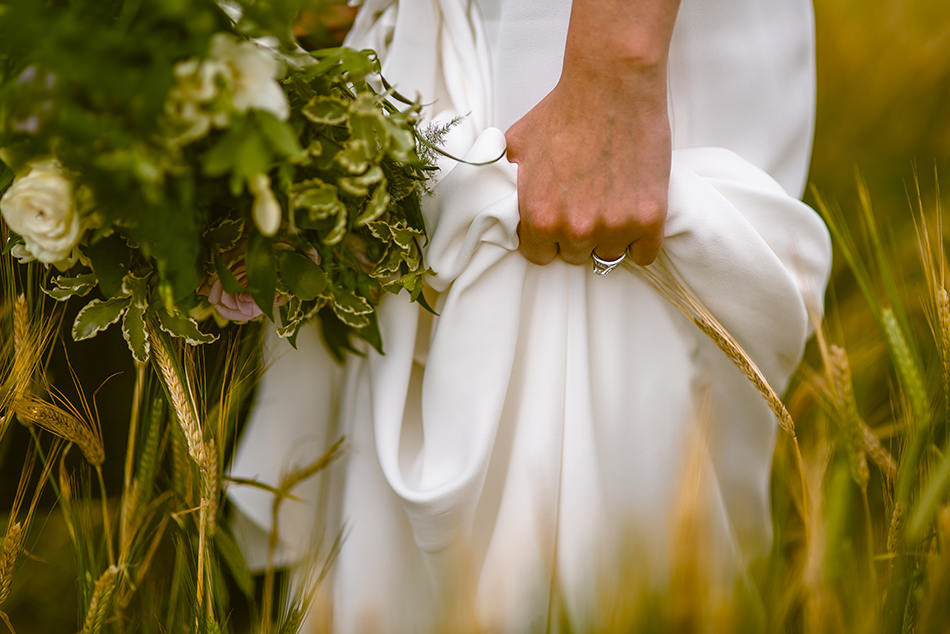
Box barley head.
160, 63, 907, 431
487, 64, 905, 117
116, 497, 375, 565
81, 565, 120, 634
0, 522, 24, 607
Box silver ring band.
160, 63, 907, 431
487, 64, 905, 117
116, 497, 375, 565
591, 251, 626, 276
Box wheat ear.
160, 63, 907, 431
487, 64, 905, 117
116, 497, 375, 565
631, 259, 796, 435
0, 522, 24, 607
15, 398, 104, 466
10, 295, 31, 404
149, 329, 204, 464
828, 345, 871, 488
81, 565, 120, 634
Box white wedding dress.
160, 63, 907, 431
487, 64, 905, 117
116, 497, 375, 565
229, 0, 831, 631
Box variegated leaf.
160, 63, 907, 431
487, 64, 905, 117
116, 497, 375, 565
72, 296, 131, 341
44, 272, 98, 302
156, 309, 218, 345
122, 302, 150, 363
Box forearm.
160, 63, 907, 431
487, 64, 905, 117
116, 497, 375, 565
507, 0, 681, 266
563, 0, 680, 78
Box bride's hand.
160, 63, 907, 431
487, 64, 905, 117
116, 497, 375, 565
504, 0, 679, 267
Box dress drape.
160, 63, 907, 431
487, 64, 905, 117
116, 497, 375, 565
229, 1, 831, 631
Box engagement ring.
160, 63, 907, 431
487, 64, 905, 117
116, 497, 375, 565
591, 251, 626, 276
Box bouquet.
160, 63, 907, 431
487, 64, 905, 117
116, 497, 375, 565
0, 0, 431, 363
0, 1, 435, 630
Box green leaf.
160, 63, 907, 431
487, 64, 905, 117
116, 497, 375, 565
0, 162, 13, 192
122, 302, 150, 363
204, 218, 244, 250
393, 225, 422, 250
358, 311, 384, 355
368, 221, 393, 242
356, 180, 391, 227
306, 138, 323, 158
213, 254, 247, 296
86, 235, 131, 298
44, 272, 98, 302
372, 247, 404, 277
383, 117, 417, 162
245, 232, 276, 320
278, 251, 327, 301
203, 117, 273, 181
348, 98, 388, 158
214, 530, 254, 599
289, 179, 345, 221
336, 139, 373, 174
257, 111, 303, 158
121, 272, 151, 303
203, 127, 245, 177
339, 166, 384, 197
302, 96, 348, 125
323, 207, 348, 246
331, 286, 373, 316
72, 296, 132, 341
234, 130, 272, 181
157, 308, 218, 345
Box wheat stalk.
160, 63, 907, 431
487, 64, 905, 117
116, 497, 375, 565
861, 422, 898, 482
149, 325, 204, 465
200, 440, 218, 537
828, 345, 871, 488
15, 397, 104, 466
0, 522, 24, 607
630, 259, 796, 435
10, 295, 34, 403
81, 565, 120, 634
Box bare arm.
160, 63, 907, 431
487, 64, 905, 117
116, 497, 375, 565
505, 0, 681, 266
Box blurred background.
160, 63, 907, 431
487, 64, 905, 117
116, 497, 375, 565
2, 0, 950, 631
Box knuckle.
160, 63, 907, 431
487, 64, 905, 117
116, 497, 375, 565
563, 216, 595, 243
524, 207, 560, 237
636, 201, 668, 230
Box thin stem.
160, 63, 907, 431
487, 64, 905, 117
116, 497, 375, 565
791, 437, 811, 550
197, 508, 206, 611
26, 426, 61, 500
119, 362, 146, 556
861, 487, 879, 605
96, 465, 116, 566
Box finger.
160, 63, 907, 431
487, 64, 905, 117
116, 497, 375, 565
559, 241, 596, 265
517, 223, 559, 265
589, 240, 628, 262
628, 232, 663, 265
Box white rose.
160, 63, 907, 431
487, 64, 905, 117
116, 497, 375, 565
165, 33, 289, 144
208, 33, 289, 120
248, 173, 281, 236
1, 160, 82, 269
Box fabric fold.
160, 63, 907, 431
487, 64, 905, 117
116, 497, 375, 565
228, 0, 831, 630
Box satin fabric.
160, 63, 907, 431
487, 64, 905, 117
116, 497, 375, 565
228, 1, 831, 631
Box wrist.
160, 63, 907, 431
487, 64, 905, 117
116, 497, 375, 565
561, 0, 679, 82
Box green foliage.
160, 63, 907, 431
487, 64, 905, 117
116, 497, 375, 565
0, 0, 431, 360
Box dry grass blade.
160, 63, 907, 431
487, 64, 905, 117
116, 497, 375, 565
15, 397, 104, 466
629, 258, 796, 435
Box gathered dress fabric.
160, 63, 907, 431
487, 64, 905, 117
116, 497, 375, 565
228, 0, 832, 631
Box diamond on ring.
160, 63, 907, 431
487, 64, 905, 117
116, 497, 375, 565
591, 252, 626, 276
